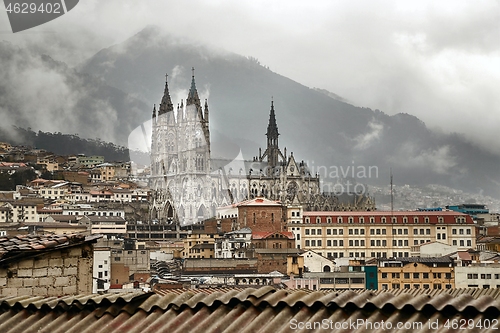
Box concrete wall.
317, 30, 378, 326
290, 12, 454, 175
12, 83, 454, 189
0, 243, 93, 297
455, 264, 500, 288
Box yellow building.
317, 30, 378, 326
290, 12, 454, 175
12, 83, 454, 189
182, 232, 220, 259
378, 257, 454, 290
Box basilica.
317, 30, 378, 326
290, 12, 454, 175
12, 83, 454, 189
149, 70, 374, 225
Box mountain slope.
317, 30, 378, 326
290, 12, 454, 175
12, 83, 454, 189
0, 41, 151, 146
78, 26, 500, 198
2, 26, 498, 198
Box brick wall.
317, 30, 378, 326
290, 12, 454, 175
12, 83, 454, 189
204, 218, 234, 234
257, 253, 288, 274
238, 206, 285, 232
183, 258, 258, 274
0, 243, 93, 297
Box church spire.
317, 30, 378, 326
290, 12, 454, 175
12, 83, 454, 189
186, 67, 201, 106
266, 99, 281, 168
266, 99, 279, 139
158, 73, 174, 115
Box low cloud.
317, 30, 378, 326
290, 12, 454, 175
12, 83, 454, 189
353, 120, 384, 150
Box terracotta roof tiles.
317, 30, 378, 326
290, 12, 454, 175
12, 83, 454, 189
0, 233, 101, 264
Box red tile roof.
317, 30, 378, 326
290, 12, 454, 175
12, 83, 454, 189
303, 210, 474, 224
0, 233, 101, 264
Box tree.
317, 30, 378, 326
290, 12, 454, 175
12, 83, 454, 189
0, 173, 14, 190
10, 168, 37, 186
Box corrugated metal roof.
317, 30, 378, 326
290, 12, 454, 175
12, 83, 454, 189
1, 288, 499, 333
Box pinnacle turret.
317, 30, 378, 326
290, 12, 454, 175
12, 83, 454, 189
186, 67, 201, 107
158, 73, 174, 115
266, 100, 279, 139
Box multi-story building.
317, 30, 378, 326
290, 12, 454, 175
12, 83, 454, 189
36, 155, 59, 172
215, 227, 253, 259
0, 200, 40, 222
110, 247, 150, 285
80, 216, 127, 237
78, 155, 105, 168
93, 248, 111, 293
455, 263, 500, 288
63, 205, 125, 218
182, 232, 219, 259
377, 257, 455, 290
289, 211, 476, 259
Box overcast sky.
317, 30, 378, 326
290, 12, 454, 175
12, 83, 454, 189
2, 0, 500, 153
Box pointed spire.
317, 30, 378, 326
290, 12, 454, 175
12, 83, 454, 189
152, 104, 156, 118
204, 99, 209, 122
158, 73, 174, 115
186, 67, 201, 106
266, 99, 279, 139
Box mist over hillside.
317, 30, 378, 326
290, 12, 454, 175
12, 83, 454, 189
1, 25, 499, 198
